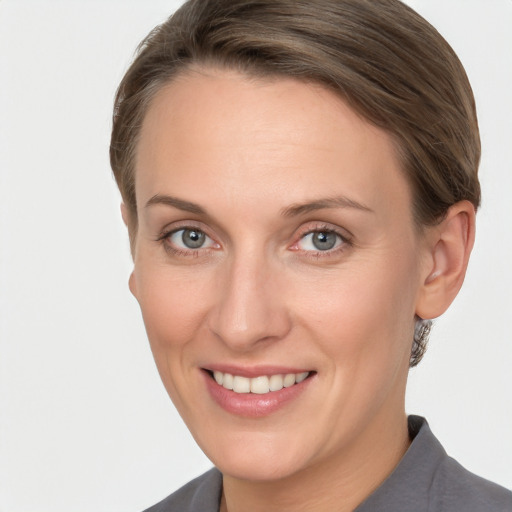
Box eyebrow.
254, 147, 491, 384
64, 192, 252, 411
281, 196, 373, 217
145, 193, 373, 217
145, 194, 207, 215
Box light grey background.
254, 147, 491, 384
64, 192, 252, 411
0, 1, 511, 511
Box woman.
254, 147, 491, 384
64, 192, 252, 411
110, 0, 512, 511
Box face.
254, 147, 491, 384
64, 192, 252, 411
130, 69, 430, 481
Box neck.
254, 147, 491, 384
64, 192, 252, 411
220, 410, 410, 512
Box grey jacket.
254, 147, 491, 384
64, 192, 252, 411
143, 416, 512, 512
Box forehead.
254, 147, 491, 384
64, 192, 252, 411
135, 68, 412, 223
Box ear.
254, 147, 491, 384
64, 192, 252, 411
128, 270, 138, 300
121, 203, 139, 297
120, 203, 137, 260
121, 203, 130, 227
415, 200, 476, 320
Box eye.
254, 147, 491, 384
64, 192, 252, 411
168, 228, 216, 250
297, 230, 344, 252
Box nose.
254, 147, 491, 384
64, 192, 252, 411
207, 250, 292, 352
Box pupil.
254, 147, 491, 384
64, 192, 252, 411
313, 231, 336, 250
182, 229, 205, 249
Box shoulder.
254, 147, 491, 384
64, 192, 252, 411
355, 416, 511, 512
142, 468, 222, 512
431, 455, 512, 512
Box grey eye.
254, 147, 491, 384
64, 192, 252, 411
298, 231, 342, 251
169, 228, 215, 250
312, 231, 337, 250
181, 229, 205, 248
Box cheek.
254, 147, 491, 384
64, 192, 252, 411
294, 253, 418, 367
133, 264, 212, 360
132, 264, 218, 418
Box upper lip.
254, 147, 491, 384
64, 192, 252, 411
203, 364, 313, 378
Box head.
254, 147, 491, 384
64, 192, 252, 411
111, 0, 480, 367
110, 0, 479, 484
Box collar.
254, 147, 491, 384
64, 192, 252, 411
355, 415, 444, 512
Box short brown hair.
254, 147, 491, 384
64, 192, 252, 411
110, 0, 480, 228
110, 0, 481, 366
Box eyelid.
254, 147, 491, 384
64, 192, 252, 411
297, 231, 343, 251
168, 228, 217, 250
289, 222, 352, 254
155, 220, 351, 258
156, 221, 221, 255
157, 220, 212, 241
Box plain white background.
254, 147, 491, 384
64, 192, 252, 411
0, 1, 511, 511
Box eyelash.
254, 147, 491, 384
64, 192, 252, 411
156, 224, 218, 258
156, 223, 352, 259
291, 223, 352, 260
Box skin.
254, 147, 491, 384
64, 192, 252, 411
126, 68, 475, 512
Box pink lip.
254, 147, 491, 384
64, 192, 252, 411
202, 369, 314, 418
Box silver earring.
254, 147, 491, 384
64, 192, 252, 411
410, 318, 432, 367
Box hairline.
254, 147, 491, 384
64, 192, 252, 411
125, 62, 433, 246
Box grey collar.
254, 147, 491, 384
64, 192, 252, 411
355, 415, 443, 511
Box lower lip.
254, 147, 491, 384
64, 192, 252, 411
203, 371, 313, 418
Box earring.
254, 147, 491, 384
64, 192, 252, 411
410, 318, 432, 367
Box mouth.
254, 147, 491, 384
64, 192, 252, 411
201, 366, 316, 417
207, 369, 311, 395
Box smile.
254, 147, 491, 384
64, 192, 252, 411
212, 371, 310, 394
203, 367, 315, 417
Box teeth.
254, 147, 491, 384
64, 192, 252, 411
223, 373, 234, 390
283, 373, 296, 387
296, 372, 309, 383
212, 371, 310, 394
250, 376, 270, 394
233, 375, 251, 393
269, 374, 284, 391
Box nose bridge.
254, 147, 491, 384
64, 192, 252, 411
208, 244, 290, 350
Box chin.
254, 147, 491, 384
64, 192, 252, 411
199, 429, 315, 482
216, 455, 306, 482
